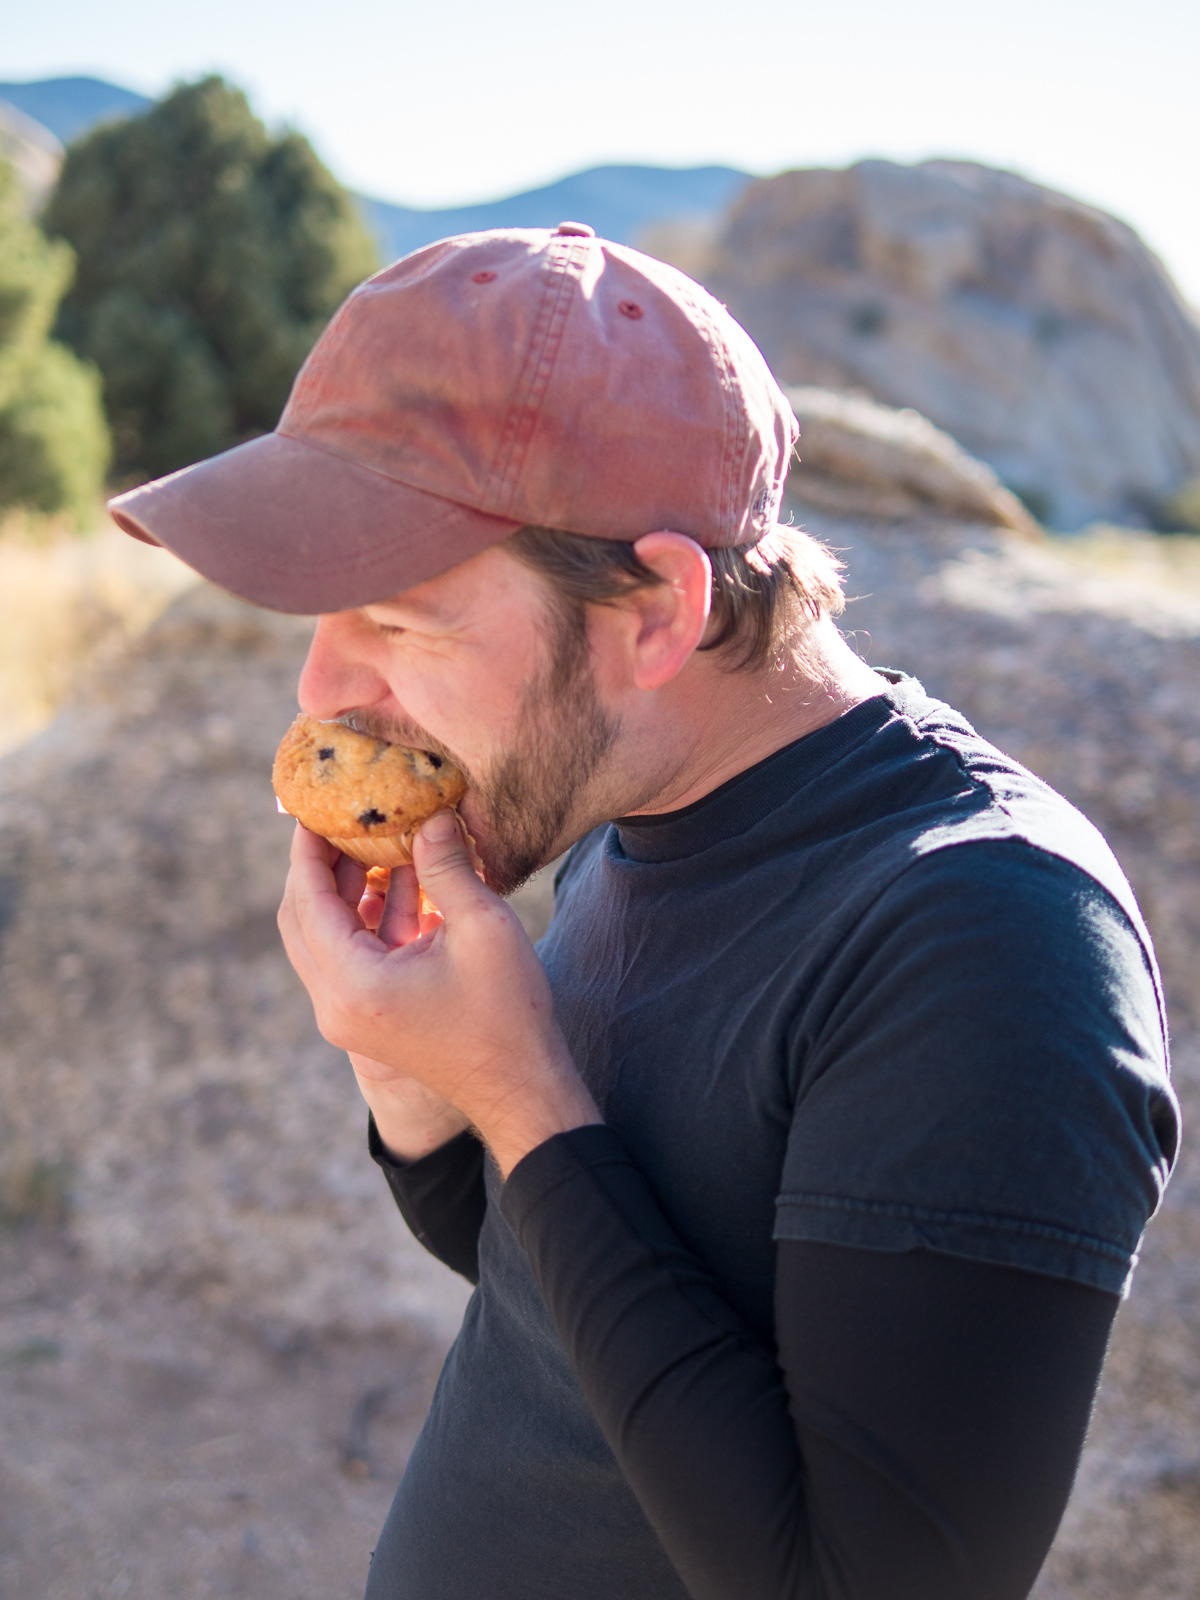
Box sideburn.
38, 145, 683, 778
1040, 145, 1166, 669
472, 595, 620, 895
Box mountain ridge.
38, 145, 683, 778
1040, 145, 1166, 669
0, 76, 153, 144
356, 163, 750, 261
0, 76, 751, 259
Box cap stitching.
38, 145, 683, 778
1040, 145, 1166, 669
700, 294, 749, 538
484, 234, 587, 515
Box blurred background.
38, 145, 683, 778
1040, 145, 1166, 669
1, 3, 1198, 1596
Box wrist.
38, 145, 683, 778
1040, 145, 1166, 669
354, 1064, 472, 1162
477, 1077, 603, 1180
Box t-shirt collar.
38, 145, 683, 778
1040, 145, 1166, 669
612, 673, 918, 865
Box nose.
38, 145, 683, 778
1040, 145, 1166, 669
297, 612, 392, 720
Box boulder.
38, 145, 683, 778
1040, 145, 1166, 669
704, 159, 1200, 531
786, 385, 1037, 533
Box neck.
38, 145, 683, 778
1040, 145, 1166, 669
621, 619, 887, 818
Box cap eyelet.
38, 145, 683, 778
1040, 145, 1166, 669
618, 301, 644, 320
472, 270, 497, 284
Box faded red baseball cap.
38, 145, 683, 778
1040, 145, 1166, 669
108, 222, 798, 614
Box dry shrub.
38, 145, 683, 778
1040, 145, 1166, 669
1160, 476, 1200, 534
0, 510, 197, 754
1051, 524, 1200, 597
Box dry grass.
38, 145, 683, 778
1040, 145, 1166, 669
0, 508, 198, 756
1050, 524, 1200, 597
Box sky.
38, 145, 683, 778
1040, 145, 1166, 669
5, 0, 1200, 303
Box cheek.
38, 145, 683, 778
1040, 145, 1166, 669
392, 635, 541, 767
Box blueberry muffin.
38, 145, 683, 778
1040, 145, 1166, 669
272, 714, 467, 868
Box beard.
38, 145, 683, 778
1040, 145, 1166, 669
342, 605, 618, 896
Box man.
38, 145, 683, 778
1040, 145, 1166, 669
110, 223, 1178, 1600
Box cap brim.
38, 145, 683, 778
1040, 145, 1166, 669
107, 433, 523, 614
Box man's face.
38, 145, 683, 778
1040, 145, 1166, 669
297, 544, 617, 895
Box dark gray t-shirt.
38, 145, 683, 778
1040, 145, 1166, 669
375, 676, 1176, 1599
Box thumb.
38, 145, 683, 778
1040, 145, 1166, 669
412, 810, 492, 917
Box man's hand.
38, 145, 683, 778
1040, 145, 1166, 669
277, 812, 601, 1176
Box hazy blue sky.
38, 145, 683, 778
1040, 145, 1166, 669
6, 0, 1199, 301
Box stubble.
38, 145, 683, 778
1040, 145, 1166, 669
343, 602, 617, 896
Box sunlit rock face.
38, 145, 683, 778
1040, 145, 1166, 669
0, 99, 62, 209
706, 159, 1200, 531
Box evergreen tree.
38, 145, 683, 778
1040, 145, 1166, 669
44, 76, 379, 482
0, 157, 110, 519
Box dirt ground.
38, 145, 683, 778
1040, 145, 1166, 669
0, 1222, 451, 1600
0, 858, 558, 1600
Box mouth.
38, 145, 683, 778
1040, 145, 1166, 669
337, 711, 464, 779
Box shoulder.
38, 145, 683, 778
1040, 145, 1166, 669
874, 837, 1156, 983
781, 836, 1178, 1297
831, 837, 1168, 1088
872, 678, 1154, 949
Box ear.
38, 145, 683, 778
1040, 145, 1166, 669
622, 531, 713, 691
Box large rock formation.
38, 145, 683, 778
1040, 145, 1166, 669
705, 160, 1200, 531
0, 398, 1197, 1592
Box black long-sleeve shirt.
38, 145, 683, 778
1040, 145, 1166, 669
364, 678, 1176, 1600
373, 1119, 1118, 1600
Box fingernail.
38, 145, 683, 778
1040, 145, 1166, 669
421, 810, 457, 842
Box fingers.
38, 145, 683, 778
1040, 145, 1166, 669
333, 851, 368, 909
412, 810, 495, 918
290, 820, 341, 872
285, 823, 377, 959
378, 863, 422, 948
358, 867, 390, 932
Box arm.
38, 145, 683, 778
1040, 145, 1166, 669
494, 842, 1169, 1597
280, 843, 490, 1277
502, 1124, 1117, 1600
369, 1115, 487, 1283
278, 816, 1170, 1598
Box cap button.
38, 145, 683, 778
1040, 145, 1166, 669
554, 221, 595, 237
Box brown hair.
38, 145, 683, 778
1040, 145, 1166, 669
508, 524, 845, 672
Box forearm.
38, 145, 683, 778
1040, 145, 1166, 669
356, 1057, 486, 1283
502, 1126, 806, 1599
369, 1114, 488, 1283
502, 1125, 1117, 1600
350, 1053, 471, 1160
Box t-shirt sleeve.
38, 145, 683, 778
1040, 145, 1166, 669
775, 839, 1178, 1295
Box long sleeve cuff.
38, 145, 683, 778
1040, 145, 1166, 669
369, 1115, 487, 1284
